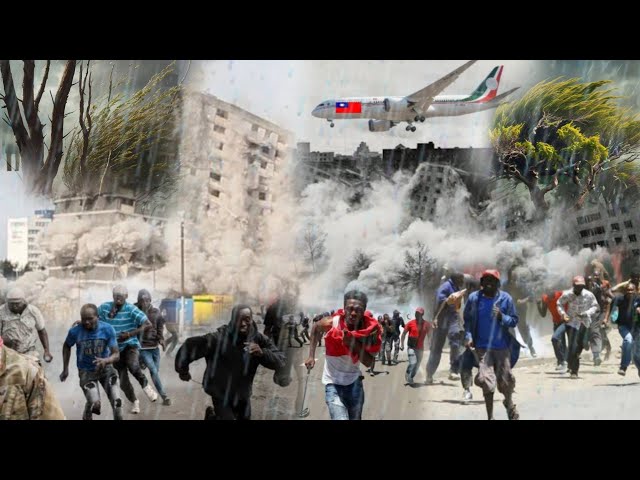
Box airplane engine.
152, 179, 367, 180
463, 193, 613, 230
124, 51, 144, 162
368, 119, 394, 132
383, 98, 406, 112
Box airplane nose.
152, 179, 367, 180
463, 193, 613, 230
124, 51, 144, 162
311, 108, 318, 117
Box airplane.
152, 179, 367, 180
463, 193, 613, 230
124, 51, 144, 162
311, 60, 519, 132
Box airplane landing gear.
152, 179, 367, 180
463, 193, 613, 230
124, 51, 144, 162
328, 119, 335, 128
406, 125, 416, 132
413, 115, 426, 123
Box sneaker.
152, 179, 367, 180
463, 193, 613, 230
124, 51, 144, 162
504, 400, 520, 420
204, 406, 215, 420
424, 376, 434, 385
558, 363, 567, 374
618, 368, 626, 376
594, 357, 602, 367
143, 385, 158, 402
448, 372, 461, 381
405, 373, 414, 385
162, 397, 172, 406
555, 363, 564, 371
130, 399, 141, 414
462, 389, 472, 404
570, 373, 578, 379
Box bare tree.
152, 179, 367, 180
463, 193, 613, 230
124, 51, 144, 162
0, 60, 77, 195
345, 250, 372, 281
300, 224, 327, 273
394, 242, 439, 304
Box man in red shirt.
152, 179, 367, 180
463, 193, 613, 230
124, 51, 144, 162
400, 307, 431, 385
538, 290, 568, 372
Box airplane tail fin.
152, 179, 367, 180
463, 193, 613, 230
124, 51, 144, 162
467, 65, 503, 103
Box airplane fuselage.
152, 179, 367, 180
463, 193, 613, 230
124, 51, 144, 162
312, 95, 488, 122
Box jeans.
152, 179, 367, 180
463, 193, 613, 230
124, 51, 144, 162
392, 337, 402, 361
426, 316, 462, 377
551, 323, 568, 365
165, 323, 181, 355
78, 365, 122, 419
406, 348, 424, 382
567, 324, 587, 375
210, 396, 251, 420
381, 337, 394, 363
516, 304, 534, 350
140, 348, 167, 398
325, 377, 365, 420
114, 345, 148, 403
618, 324, 640, 370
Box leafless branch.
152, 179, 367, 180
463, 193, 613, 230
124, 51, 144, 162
34, 60, 50, 111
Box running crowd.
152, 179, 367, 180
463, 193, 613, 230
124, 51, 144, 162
0, 262, 638, 421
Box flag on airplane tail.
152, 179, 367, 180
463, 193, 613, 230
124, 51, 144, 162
335, 101, 361, 114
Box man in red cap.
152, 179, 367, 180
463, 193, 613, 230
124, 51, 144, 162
556, 276, 600, 378
400, 307, 431, 385
463, 269, 522, 420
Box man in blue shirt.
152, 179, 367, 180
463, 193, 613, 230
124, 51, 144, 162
463, 270, 520, 420
426, 272, 465, 383
60, 304, 123, 420
99, 285, 155, 414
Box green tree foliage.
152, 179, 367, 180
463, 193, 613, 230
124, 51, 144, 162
62, 64, 181, 208
490, 78, 640, 215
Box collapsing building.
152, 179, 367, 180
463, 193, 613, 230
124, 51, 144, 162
294, 141, 495, 216
44, 191, 167, 285
175, 90, 293, 252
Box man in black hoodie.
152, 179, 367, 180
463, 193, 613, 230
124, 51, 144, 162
175, 304, 286, 420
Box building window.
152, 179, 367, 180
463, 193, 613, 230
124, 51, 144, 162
261, 161, 268, 169
437, 166, 444, 172
611, 223, 620, 231
596, 240, 608, 247
630, 234, 637, 242
579, 230, 590, 238
121, 198, 134, 206
437, 178, 443, 184
258, 192, 267, 201
422, 196, 428, 202
435, 189, 441, 194
214, 125, 226, 134
583, 244, 590, 249
588, 213, 601, 222
430, 208, 435, 215
593, 226, 605, 235
210, 172, 221, 182
615, 237, 623, 244
577, 216, 586, 225
209, 187, 220, 197
633, 249, 640, 257
217, 142, 224, 151
216, 110, 228, 119
275, 149, 284, 158
625, 220, 633, 229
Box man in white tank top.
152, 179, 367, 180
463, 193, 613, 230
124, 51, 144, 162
304, 290, 381, 420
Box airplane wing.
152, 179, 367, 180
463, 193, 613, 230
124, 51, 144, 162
405, 60, 478, 114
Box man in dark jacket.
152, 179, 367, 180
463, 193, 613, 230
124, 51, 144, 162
175, 304, 286, 420
136, 289, 171, 406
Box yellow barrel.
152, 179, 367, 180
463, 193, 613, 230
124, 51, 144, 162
192, 294, 234, 326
